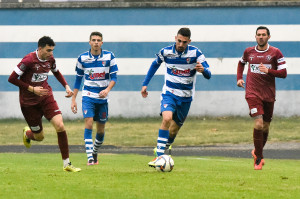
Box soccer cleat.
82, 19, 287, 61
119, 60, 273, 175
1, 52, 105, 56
23, 126, 31, 148
167, 145, 172, 156
153, 147, 158, 157
254, 158, 263, 170
87, 159, 94, 166
63, 162, 81, 172
148, 157, 158, 168
251, 149, 265, 166
92, 153, 99, 165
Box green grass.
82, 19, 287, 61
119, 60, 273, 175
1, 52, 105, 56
1, 117, 300, 146
0, 153, 299, 199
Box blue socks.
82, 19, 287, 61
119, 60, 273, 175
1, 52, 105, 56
156, 129, 169, 156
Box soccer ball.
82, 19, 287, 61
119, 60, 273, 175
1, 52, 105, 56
155, 155, 174, 172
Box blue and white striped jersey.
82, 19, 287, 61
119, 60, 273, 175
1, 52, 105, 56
75, 49, 118, 103
143, 43, 211, 102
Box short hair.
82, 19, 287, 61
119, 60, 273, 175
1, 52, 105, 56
90, 31, 103, 40
256, 26, 270, 36
177, 28, 191, 38
38, 36, 55, 48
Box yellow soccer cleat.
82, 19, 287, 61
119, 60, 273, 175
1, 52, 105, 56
148, 157, 158, 168
63, 162, 81, 172
23, 126, 31, 148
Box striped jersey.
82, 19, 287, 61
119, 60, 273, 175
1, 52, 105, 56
75, 49, 118, 103
144, 43, 211, 102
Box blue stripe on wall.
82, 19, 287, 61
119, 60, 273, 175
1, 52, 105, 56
1, 42, 299, 58
1, 8, 300, 25
1, 75, 299, 92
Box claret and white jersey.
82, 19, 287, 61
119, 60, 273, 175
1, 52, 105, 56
239, 44, 287, 102
75, 50, 118, 104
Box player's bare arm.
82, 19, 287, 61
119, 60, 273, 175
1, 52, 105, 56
28, 85, 49, 96
141, 86, 148, 98
237, 79, 245, 88
259, 63, 269, 73
195, 62, 204, 73
99, 80, 116, 98
71, 88, 79, 114
65, 85, 73, 98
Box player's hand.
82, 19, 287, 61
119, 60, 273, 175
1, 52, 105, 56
99, 89, 109, 98
141, 86, 148, 98
195, 62, 204, 73
65, 85, 73, 98
33, 86, 49, 96
237, 79, 245, 88
71, 101, 77, 114
259, 63, 268, 73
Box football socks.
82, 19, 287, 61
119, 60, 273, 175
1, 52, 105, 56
253, 128, 264, 158
84, 128, 93, 161
93, 132, 105, 155
57, 131, 69, 160
156, 129, 169, 156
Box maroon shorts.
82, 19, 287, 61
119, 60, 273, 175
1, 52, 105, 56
246, 97, 274, 122
21, 95, 61, 133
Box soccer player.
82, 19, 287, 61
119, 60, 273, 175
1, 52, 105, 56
141, 27, 211, 167
71, 31, 118, 165
237, 26, 287, 170
8, 36, 81, 172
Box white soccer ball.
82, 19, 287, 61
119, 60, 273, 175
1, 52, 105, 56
155, 155, 174, 172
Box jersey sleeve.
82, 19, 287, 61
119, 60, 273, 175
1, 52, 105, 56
155, 48, 165, 64
109, 52, 118, 75
275, 49, 288, 70
14, 54, 32, 76
237, 49, 248, 80
50, 58, 58, 73
196, 49, 211, 79
75, 56, 84, 76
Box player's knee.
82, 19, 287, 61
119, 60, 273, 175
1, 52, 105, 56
254, 121, 264, 130
55, 122, 65, 132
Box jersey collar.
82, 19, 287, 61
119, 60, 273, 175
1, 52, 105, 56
172, 43, 189, 55
89, 49, 103, 59
255, 44, 270, 53
35, 49, 48, 62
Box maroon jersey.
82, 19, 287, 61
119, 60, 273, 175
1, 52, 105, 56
238, 45, 287, 102
14, 50, 58, 106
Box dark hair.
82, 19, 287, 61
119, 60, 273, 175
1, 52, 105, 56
38, 36, 55, 48
256, 26, 270, 36
177, 28, 191, 38
90, 31, 103, 40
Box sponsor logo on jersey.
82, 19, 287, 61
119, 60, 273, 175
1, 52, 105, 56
88, 69, 106, 80
163, 104, 168, 108
171, 68, 191, 76
31, 73, 48, 82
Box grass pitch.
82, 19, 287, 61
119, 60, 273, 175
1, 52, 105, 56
0, 153, 299, 199
1, 117, 300, 146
